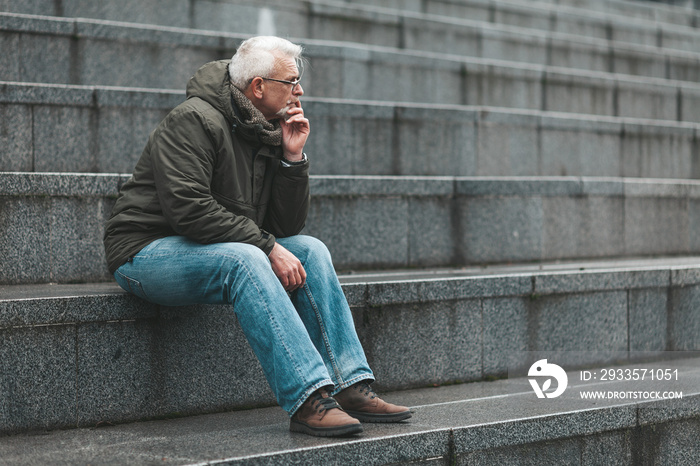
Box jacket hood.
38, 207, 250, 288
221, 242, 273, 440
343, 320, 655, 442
186, 59, 234, 121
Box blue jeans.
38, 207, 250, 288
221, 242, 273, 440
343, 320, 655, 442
114, 235, 374, 415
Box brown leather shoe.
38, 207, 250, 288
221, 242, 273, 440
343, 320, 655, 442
290, 389, 363, 437
334, 381, 412, 423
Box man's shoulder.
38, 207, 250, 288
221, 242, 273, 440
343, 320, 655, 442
176, 96, 224, 116
166, 97, 229, 129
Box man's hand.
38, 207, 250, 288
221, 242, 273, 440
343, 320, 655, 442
268, 242, 307, 292
280, 101, 310, 162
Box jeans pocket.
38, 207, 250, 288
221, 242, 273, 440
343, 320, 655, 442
114, 269, 149, 300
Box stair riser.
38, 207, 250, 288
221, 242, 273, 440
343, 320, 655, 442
308, 183, 700, 269
217, 412, 700, 464
457, 419, 700, 466
1, 267, 698, 435
2, 175, 700, 283
549, 0, 699, 28
1, 85, 698, 177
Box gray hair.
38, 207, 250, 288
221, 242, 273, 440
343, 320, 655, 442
229, 36, 303, 90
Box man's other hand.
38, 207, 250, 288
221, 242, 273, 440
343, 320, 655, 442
269, 242, 307, 291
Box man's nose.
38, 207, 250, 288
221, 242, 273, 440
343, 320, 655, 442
294, 83, 304, 96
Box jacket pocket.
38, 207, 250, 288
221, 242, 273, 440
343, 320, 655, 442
212, 191, 257, 219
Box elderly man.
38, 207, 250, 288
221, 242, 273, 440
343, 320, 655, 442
103, 36, 410, 437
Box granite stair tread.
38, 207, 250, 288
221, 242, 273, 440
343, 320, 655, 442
337, 255, 700, 283
3, 253, 700, 322
0, 356, 698, 464
3, 254, 700, 299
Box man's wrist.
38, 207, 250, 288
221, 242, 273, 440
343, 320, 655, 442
281, 153, 307, 167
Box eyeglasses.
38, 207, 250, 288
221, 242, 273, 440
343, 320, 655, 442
258, 77, 302, 92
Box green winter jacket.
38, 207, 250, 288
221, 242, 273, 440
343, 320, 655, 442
103, 60, 310, 274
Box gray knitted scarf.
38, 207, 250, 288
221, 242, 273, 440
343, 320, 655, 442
229, 83, 282, 147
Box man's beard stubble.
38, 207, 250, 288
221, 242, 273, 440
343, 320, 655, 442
276, 100, 293, 121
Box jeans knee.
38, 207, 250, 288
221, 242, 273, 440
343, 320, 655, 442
216, 243, 284, 302
218, 243, 271, 278
297, 235, 328, 252
286, 235, 332, 267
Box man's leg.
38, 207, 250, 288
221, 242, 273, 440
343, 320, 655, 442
277, 235, 412, 422
276, 235, 374, 391
114, 236, 335, 415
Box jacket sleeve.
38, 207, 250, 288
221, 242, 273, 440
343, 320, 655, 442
151, 106, 276, 254
263, 158, 310, 238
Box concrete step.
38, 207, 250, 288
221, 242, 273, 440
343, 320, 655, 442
3, 82, 698, 178
3, 173, 700, 284
0, 358, 698, 464
549, 0, 700, 26
1, 257, 699, 436
3, 0, 700, 54
3, 14, 700, 123
633, 0, 700, 10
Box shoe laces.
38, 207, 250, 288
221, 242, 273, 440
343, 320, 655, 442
311, 392, 342, 414
355, 381, 377, 399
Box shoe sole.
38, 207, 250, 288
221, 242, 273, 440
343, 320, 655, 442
344, 410, 413, 423
289, 420, 363, 437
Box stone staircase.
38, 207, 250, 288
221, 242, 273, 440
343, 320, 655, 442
1, 0, 700, 463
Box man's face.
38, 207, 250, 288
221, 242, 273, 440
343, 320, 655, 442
257, 55, 304, 121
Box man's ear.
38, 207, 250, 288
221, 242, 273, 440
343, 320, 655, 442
249, 77, 265, 99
